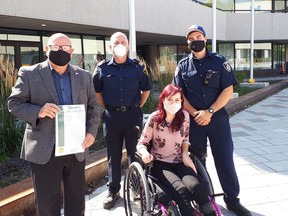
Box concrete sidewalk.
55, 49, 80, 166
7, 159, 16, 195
83, 88, 288, 216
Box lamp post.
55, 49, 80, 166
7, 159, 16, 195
128, 0, 137, 59
212, 0, 216, 52
248, 0, 255, 83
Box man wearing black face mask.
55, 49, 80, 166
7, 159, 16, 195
8, 33, 100, 216
173, 25, 251, 216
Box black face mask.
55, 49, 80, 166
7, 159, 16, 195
49, 50, 71, 66
188, 40, 206, 52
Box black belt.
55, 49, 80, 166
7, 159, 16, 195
105, 105, 138, 112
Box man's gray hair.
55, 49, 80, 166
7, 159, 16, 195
110, 32, 128, 44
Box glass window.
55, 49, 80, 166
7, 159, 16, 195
217, 0, 234, 10
196, 0, 233, 9
42, 36, 49, 50
235, 43, 272, 71
0, 34, 8, 40
157, 45, 177, 74
21, 47, 40, 66
42, 36, 49, 60
0, 45, 15, 63
105, 37, 113, 60
83, 36, 105, 73
273, 43, 285, 69
177, 45, 189, 63
158, 45, 177, 62
235, 43, 250, 70
275, 0, 285, 11
235, 0, 271, 12
8, 34, 40, 42
218, 43, 235, 69
68, 35, 83, 68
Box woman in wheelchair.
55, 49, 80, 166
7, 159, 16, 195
136, 84, 216, 216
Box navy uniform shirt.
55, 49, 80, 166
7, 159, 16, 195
93, 58, 152, 106
173, 49, 237, 109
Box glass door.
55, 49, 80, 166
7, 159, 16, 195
20, 46, 40, 67
0, 41, 43, 69
0, 45, 15, 65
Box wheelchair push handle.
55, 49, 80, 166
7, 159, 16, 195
134, 125, 141, 138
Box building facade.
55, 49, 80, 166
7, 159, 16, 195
0, 0, 287, 76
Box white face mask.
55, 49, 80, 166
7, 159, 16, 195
163, 102, 181, 114
114, 44, 127, 58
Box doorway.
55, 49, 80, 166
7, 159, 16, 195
0, 41, 44, 69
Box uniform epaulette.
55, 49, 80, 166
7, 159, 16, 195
133, 58, 144, 66
97, 59, 109, 67
93, 59, 109, 75
178, 56, 189, 65
133, 58, 149, 75
213, 53, 225, 60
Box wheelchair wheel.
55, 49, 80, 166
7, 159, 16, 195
191, 155, 223, 215
124, 162, 152, 216
191, 154, 214, 196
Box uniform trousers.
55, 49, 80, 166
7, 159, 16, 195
103, 107, 143, 193
29, 153, 86, 216
189, 108, 240, 205
151, 160, 210, 216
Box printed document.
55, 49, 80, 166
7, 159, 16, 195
55, 104, 86, 156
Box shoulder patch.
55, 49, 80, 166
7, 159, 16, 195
223, 61, 232, 72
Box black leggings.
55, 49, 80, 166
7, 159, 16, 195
151, 160, 210, 216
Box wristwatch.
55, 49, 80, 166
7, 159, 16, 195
208, 107, 214, 114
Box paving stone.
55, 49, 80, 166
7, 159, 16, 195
83, 88, 288, 216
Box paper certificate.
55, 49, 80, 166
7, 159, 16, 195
55, 104, 86, 156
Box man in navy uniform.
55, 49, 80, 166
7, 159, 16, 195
173, 25, 251, 216
93, 32, 152, 209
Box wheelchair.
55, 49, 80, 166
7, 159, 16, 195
123, 152, 223, 216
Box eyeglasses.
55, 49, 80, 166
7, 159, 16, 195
48, 45, 72, 52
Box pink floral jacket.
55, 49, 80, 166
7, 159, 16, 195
137, 110, 190, 163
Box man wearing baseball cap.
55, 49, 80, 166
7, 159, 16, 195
173, 25, 251, 216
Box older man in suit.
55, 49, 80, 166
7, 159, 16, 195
8, 33, 100, 216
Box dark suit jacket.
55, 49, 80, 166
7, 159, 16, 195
8, 60, 100, 164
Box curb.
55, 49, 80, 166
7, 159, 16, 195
226, 79, 288, 115
0, 149, 128, 216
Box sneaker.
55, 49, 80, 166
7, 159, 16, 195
103, 191, 120, 209
226, 202, 251, 216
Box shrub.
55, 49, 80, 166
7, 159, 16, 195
139, 57, 177, 114
233, 71, 258, 96
0, 55, 25, 162
149, 56, 177, 93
